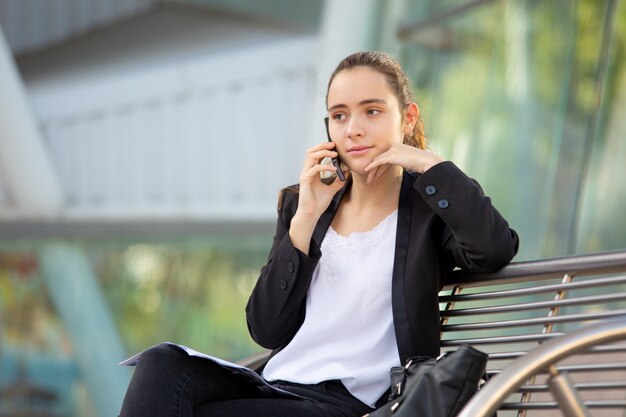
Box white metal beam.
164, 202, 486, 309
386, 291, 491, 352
38, 245, 131, 417
0, 25, 63, 219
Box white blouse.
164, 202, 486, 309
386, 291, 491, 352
262, 210, 401, 408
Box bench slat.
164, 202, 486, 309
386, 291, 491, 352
443, 310, 626, 331
442, 292, 626, 316
500, 400, 626, 410
519, 381, 626, 392
440, 274, 626, 302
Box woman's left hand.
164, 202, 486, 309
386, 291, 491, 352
364, 143, 445, 185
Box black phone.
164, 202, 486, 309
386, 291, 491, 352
324, 117, 346, 181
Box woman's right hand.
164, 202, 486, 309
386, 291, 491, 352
295, 141, 345, 221
289, 142, 345, 254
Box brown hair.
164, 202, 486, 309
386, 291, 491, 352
326, 51, 427, 150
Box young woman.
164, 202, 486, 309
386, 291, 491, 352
119, 51, 519, 417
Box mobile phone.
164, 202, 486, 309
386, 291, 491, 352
324, 117, 346, 181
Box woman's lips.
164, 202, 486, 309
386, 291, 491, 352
347, 145, 373, 156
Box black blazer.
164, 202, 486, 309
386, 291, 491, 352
246, 161, 519, 364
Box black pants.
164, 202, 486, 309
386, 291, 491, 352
119, 343, 373, 417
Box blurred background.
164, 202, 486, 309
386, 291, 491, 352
0, 0, 625, 416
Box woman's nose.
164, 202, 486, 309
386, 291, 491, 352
345, 116, 364, 139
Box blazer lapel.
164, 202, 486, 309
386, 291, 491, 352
311, 179, 351, 249
392, 171, 415, 363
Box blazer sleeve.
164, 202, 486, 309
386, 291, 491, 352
415, 161, 519, 274
245, 189, 322, 349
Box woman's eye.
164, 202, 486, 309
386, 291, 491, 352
332, 113, 346, 121
367, 109, 381, 116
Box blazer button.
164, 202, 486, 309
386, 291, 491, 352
425, 185, 437, 196
279, 279, 288, 290
287, 261, 295, 273
438, 199, 449, 209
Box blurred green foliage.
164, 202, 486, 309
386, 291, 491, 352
94, 239, 271, 361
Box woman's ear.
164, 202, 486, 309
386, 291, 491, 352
404, 103, 419, 134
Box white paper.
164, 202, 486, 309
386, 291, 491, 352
119, 342, 302, 398
119, 342, 247, 368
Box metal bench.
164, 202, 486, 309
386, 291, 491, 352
458, 317, 626, 417
240, 249, 626, 416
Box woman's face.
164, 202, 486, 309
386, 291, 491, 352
327, 66, 406, 175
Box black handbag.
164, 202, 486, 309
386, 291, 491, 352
365, 345, 488, 417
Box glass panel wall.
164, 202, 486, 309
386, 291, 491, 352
397, 0, 626, 260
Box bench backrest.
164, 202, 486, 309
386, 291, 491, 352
442, 250, 626, 416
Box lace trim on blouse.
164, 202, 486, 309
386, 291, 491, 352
320, 210, 398, 281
